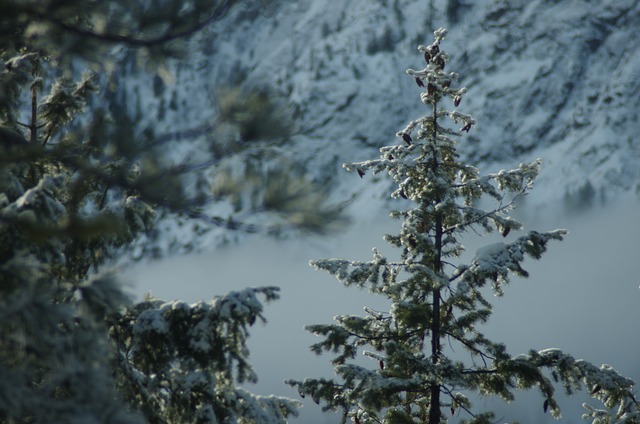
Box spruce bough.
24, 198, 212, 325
287, 28, 638, 424
0, 2, 302, 422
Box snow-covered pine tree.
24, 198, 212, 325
0, 50, 151, 424
109, 287, 300, 424
287, 28, 639, 424
1, 2, 301, 422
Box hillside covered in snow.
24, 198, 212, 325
111, 0, 640, 250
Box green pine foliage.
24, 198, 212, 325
0, 2, 301, 423
109, 287, 300, 424
0, 0, 234, 66
0, 52, 151, 424
208, 87, 350, 237
287, 29, 639, 424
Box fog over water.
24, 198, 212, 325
126, 196, 640, 423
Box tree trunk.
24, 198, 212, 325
30, 90, 37, 143
428, 100, 442, 424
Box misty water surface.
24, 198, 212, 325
126, 198, 640, 423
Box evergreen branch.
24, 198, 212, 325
443, 195, 520, 235
139, 120, 220, 149
441, 385, 479, 419
447, 266, 465, 283
183, 209, 259, 233
41, 124, 55, 146
110, 327, 167, 424
33, 0, 235, 48
442, 329, 495, 366
338, 326, 425, 345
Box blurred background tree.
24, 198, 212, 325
0, 0, 324, 422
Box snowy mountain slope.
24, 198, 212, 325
450, 0, 640, 200
115, 0, 640, 247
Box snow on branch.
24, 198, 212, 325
110, 286, 298, 423
509, 349, 639, 422
462, 229, 566, 296
310, 248, 397, 293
